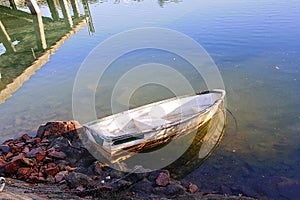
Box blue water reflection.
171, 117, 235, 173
0, 0, 299, 198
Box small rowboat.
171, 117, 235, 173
83, 89, 225, 163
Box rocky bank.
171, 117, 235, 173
0, 121, 255, 200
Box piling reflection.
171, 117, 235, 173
0, 0, 94, 103
158, 0, 182, 7
0, 21, 16, 53
46, 0, 59, 21
82, 0, 95, 34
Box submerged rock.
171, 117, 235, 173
156, 171, 170, 186
130, 179, 154, 195
25, 147, 44, 158
0, 145, 11, 153
45, 166, 60, 176
189, 183, 199, 193
165, 184, 185, 196
66, 172, 93, 188
55, 171, 68, 183
112, 179, 133, 190
48, 150, 66, 159
16, 167, 31, 179
21, 134, 32, 141
0, 159, 6, 168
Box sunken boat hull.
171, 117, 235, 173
82, 90, 225, 163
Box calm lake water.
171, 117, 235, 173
1, 0, 300, 199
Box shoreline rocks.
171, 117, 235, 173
0, 120, 256, 199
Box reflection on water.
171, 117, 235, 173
0, 0, 300, 199
0, 0, 93, 103
166, 106, 225, 179
157, 0, 182, 7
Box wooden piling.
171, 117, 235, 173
26, 0, 47, 50
46, 0, 59, 21
59, 0, 73, 28
0, 20, 16, 53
